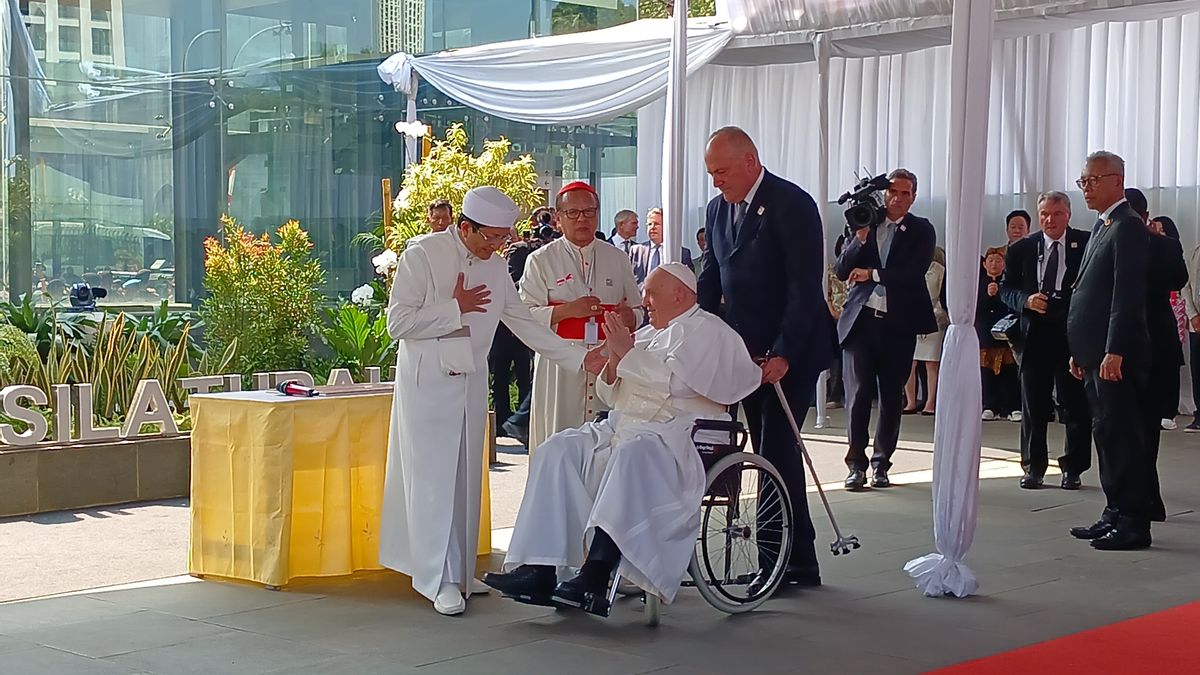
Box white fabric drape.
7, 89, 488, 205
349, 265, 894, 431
661, 5, 689, 265
377, 19, 733, 126
902, 0, 994, 599
638, 10, 1200, 248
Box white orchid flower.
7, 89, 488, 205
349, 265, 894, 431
372, 249, 399, 275
351, 284, 375, 307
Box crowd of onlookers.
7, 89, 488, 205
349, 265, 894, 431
21, 262, 174, 306
825, 197, 1197, 434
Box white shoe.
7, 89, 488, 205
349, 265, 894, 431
981, 410, 996, 421
1008, 411, 1023, 423
434, 583, 465, 616
469, 578, 491, 596
1161, 418, 1177, 431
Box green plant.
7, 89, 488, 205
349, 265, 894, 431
201, 215, 325, 378
320, 301, 397, 380
0, 294, 95, 360
0, 323, 41, 385
377, 124, 545, 254
130, 300, 204, 363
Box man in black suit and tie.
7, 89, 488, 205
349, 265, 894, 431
632, 207, 694, 285
1000, 191, 1092, 491
1067, 151, 1153, 551
835, 169, 937, 490
698, 127, 836, 588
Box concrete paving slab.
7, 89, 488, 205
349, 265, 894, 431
102, 630, 342, 675
14, 609, 227, 659
0, 645, 147, 674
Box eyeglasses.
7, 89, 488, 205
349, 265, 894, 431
559, 208, 598, 221
1075, 174, 1119, 189
473, 229, 511, 245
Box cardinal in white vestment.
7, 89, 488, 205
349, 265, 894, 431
484, 264, 763, 615
380, 186, 606, 616
519, 181, 642, 451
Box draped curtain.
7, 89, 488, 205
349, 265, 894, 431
638, 10, 1200, 248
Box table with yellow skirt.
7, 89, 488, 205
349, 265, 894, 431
188, 389, 491, 588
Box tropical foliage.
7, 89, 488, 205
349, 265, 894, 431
320, 301, 396, 381
201, 215, 325, 378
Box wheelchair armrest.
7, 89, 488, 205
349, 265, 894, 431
691, 418, 748, 451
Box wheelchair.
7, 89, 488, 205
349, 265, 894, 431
609, 416, 795, 626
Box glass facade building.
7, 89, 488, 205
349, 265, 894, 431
2, 0, 638, 307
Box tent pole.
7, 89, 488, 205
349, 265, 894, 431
661, 0, 687, 264
814, 33, 832, 429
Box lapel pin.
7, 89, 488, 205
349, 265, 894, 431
757, 206, 765, 216
1071, 242, 1078, 248
899, 224, 907, 232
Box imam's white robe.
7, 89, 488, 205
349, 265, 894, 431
503, 305, 762, 601
519, 237, 641, 452
380, 229, 585, 602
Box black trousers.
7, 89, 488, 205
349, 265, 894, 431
1082, 367, 1150, 526
1018, 340, 1092, 477
843, 312, 917, 472
488, 325, 532, 426
981, 363, 1019, 416
736, 367, 820, 573
1190, 332, 1200, 416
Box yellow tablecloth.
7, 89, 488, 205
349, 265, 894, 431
188, 390, 491, 587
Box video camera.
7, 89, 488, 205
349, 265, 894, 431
68, 282, 107, 312
837, 173, 892, 234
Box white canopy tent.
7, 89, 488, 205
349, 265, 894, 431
379, 0, 1200, 597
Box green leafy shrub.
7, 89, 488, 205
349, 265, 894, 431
201, 215, 325, 378
320, 301, 396, 380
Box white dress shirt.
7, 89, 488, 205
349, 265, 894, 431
1037, 231, 1068, 292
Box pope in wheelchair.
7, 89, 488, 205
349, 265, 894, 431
484, 263, 764, 617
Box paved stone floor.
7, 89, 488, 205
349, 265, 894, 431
2, 412, 1197, 674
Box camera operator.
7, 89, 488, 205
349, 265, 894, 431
835, 168, 936, 490
1000, 191, 1092, 490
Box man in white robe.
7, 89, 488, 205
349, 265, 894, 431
381, 186, 606, 616
484, 264, 763, 615
519, 181, 642, 451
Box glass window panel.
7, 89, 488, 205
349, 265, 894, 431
58, 0, 80, 20
28, 23, 47, 52
92, 28, 113, 56
59, 26, 81, 53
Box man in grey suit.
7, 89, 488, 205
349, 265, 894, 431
1067, 151, 1153, 551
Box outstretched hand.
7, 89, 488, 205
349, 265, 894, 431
583, 344, 608, 375
453, 273, 491, 314
761, 356, 789, 384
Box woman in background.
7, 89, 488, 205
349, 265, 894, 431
904, 246, 948, 415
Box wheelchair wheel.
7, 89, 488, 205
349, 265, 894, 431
688, 452, 793, 614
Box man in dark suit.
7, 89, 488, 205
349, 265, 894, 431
835, 169, 936, 490
698, 126, 836, 588
1125, 188, 1188, 524
491, 231, 535, 443
1000, 191, 1092, 490
1067, 151, 1153, 551
632, 207, 694, 285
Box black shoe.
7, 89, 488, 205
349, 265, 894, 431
1019, 474, 1044, 490
550, 573, 611, 617
870, 470, 891, 488
1070, 518, 1115, 540
746, 565, 820, 596
844, 469, 867, 490
501, 420, 530, 447
1090, 527, 1151, 551
482, 565, 556, 606
1060, 473, 1081, 490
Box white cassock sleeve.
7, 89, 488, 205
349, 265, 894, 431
518, 250, 556, 327
501, 278, 586, 371
386, 245, 462, 340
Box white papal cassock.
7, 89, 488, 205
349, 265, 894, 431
503, 305, 762, 602
381, 228, 585, 602
519, 237, 641, 451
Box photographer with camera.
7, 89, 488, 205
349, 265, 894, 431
835, 168, 936, 490
999, 191, 1092, 490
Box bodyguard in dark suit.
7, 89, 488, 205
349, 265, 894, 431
490, 236, 534, 437
1000, 191, 1092, 490
1067, 152, 1153, 551
1124, 188, 1188, 524
835, 169, 936, 489
698, 127, 836, 587
631, 207, 694, 285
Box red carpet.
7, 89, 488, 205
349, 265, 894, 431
930, 600, 1199, 674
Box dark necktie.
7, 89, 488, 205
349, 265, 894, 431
732, 201, 747, 240
1041, 240, 1059, 294
622, 239, 632, 254
1091, 218, 1104, 238
649, 245, 661, 271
